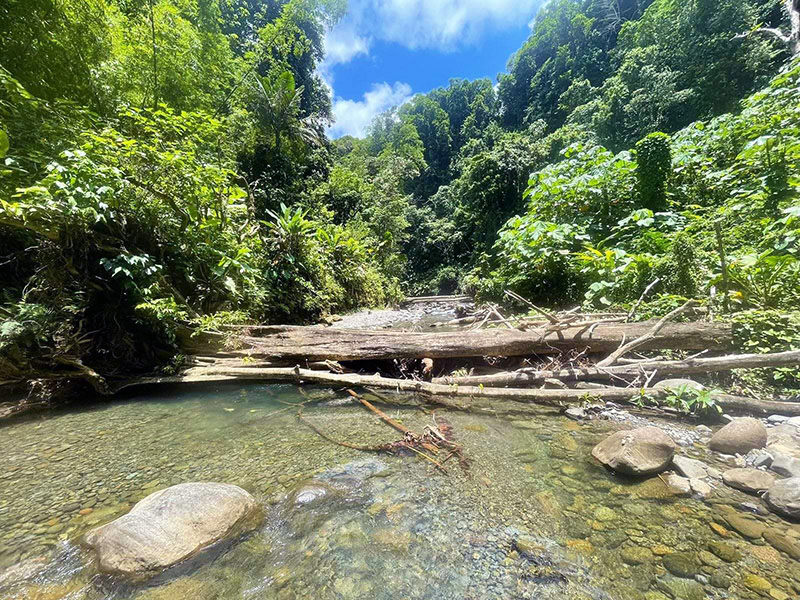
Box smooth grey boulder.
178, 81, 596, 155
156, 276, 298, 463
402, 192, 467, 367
565, 407, 587, 421
709, 418, 767, 455
768, 423, 800, 459
689, 478, 712, 499
767, 415, 789, 425
672, 455, 708, 480
664, 473, 691, 496
721, 468, 775, 494
771, 453, 800, 478
84, 483, 261, 579
592, 426, 676, 476
765, 477, 800, 519
290, 482, 337, 507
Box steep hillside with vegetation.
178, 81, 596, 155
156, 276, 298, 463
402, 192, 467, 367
1, 0, 799, 400
0, 0, 401, 396
334, 0, 795, 295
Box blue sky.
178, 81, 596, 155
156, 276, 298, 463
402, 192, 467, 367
322, 0, 546, 138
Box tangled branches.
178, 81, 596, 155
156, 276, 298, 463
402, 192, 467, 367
297, 388, 470, 475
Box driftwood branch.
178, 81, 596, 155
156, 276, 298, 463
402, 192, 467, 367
627, 278, 660, 322
597, 300, 697, 367
433, 350, 800, 386
504, 289, 559, 324
122, 366, 800, 416
401, 295, 472, 305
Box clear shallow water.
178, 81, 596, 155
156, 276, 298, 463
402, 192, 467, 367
1, 383, 799, 600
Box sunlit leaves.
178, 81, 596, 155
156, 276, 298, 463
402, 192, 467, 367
0, 129, 8, 159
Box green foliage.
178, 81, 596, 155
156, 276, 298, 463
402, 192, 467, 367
0, 0, 113, 107
0, 2, 399, 391
662, 386, 723, 418
732, 310, 800, 388
664, 233, 699, 298
0, 128, 8, 159
635, 132, 672, 212
725, 251, 800, 310
471, 219, 586, 304
474, 59, 800, 316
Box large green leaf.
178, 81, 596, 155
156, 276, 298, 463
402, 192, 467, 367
0, 129, 8, 159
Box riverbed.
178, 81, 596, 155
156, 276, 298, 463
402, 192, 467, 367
1, 382, 799, 600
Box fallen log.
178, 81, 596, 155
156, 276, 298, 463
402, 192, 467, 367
597, 300, 696, 367
120, 366, 800, 416
432, 350, 800, 387
210, 320, 731, 362
401, 295, 473, 304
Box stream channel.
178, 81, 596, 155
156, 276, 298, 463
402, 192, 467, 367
1, 303, 799, 600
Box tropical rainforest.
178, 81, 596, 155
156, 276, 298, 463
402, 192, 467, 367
1, 0, 799, 399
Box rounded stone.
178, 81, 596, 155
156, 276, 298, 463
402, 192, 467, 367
708, 541, 742, 563
662, 552, 700, 578
621, 546, 653, 565
591, 426, 676, 476
709, 418, 767, 455
765, 477, 800, 519
743, 573, 772, 593
724, 514, 765, 539
84, 482, 262, 579
722, 468, 775, 494
763, 529, 800, 560
593, 506, 617, 522
710, 571, 731, 589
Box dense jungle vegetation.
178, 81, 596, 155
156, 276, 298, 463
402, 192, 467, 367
1, 0, 799, 397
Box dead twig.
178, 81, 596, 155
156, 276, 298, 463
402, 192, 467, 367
627, 278, 661, 322
504, 290, 559, 325
597, 301, 697, 367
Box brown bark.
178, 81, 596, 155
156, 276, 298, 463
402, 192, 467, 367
119, 366, 800, 416
433, 350, 800, 386
189, 320, 732, 362
401, 295, 472, 304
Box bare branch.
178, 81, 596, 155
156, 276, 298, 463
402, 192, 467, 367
597, 300, 697, 367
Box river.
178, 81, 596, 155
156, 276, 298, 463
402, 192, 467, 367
1, 381, 799, 599
1, 304, 799, 599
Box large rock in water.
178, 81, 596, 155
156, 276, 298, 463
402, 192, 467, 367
721, 468, 775, 494
84, 483, 261, 578
592, 426, 676, 476
764, 477, 800, 519
768, 423, 800, 459
709, 418, 766, 455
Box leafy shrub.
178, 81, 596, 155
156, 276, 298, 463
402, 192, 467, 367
723, 251, 800, 310
635, 132, 672, 212
732, 310, 800, 388
663, 233, 699, 297
473, 219, 587, 304
663, 386, 723, 418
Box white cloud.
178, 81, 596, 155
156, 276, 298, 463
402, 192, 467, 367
328, 82, 413, 138
319, 23, 371, 91
339, 0, 545, 51
322, 0, 546, 137
324, 24, 370, 67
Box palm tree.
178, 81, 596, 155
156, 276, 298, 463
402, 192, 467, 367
253, 70, 322, 154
